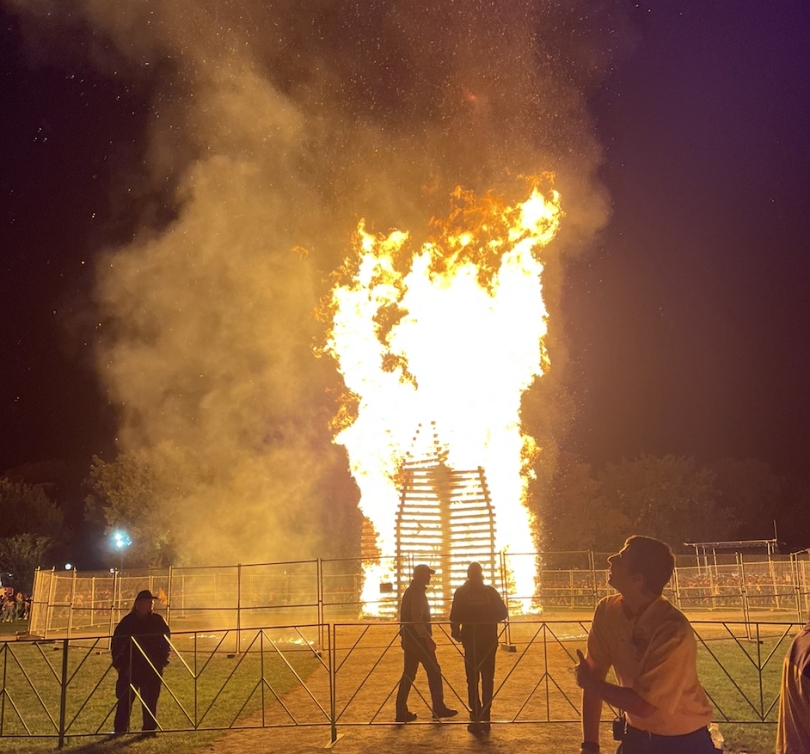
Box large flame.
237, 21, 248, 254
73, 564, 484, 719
323, 180, 562, 613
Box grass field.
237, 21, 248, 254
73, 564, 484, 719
0, 619, 791, 753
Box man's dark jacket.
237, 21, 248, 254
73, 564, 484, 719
449, 580, 508, 647
111, 612, 171, 673
399, 581, 432, 646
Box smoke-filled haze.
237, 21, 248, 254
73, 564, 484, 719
5, 0, 629, 564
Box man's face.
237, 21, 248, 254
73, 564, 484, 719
607, 545, 642, 595
135, 597, 154, 616
414, 568, 432, 586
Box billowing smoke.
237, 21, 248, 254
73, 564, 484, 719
6, 0, 630, 564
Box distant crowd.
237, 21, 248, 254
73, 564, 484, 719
1, 590, 31, 622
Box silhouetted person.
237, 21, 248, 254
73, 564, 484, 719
450, 561, 508, 733
575, 536, 715, 754
111, 590, 171, 736
776, 607, 810, 753
395, 564, 458, 723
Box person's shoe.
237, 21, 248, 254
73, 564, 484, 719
481, 722, 491, 733
109, 731, 126, 738
139, 731, 157, 739
395, 711, 417, 723
432, 707, 458, 719
467, 722, 482, 734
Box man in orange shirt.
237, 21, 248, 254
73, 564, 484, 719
575, 536, 716, 754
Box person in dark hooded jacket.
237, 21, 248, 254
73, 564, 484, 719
111, 589, 171, 736
449, 562, 508, 733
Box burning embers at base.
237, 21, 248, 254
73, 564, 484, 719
322, 181, 562, 615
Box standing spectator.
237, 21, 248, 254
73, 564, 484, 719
2, 592, 16, 622
394, 564, 458, 723
449, 561, 508, 733
14, 593, 24, 621
776, 608, 810, 753
111, 590, 171, 737
575, 536, 715, 754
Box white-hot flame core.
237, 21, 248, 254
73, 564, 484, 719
326, 186, 562, 613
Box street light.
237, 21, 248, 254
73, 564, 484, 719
111, 530, 132, 572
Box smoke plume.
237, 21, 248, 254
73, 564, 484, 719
6, 0, 631, 564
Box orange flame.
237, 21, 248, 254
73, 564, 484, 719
324, 179, 562, 613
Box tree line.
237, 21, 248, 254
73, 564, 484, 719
2, 448, 809, 591
530, 452, 809, 553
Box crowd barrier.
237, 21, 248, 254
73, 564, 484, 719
29, 551, 810, 640
0, 618, 795, 748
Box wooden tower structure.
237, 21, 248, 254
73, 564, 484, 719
394, 423, 497, 613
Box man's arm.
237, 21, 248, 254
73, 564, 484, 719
161, 616, 171, 665
578, 651, 609, 747
576, 649, 656, 718
581, 686, 605, 747
449, 593, 462, 641
491, 588, 509, 622
110, 619, 129, 669
409, 592, 436, 650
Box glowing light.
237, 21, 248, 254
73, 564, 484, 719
111, 530, 132, 551
324, 180, 562, 614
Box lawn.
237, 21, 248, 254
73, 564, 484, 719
0, 629, 324, 753
0, 619, 792, 754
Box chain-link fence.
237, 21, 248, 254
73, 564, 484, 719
29, 551, 810, 640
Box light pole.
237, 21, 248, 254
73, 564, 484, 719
111, 530, 132, 572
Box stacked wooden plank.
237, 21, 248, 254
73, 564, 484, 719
394, 455, 498, 615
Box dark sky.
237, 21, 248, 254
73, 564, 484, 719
2, 1, 810, 490
564, 1, 810, 478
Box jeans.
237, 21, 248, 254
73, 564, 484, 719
113, 668, 163, 733
395, 638, 446, 715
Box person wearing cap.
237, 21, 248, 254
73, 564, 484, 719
111, 589, 171, 736
449, 561, 508, 733
394, 564, 458, 723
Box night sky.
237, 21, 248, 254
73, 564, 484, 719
567, 1, 810, 479
2, 2, 810, 530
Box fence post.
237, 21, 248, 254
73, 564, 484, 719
738, 553, 753, 641
67, 568, 77, 639
790, 553, 803, 623
767, 552, 779, 610
588, 550, 598, 608
166, 564, 173, 629
58, 638, 69, 749
671, 565, 681, 609
46, 567, 58, 639
317, 558, 324, 655
329, 622, 338, 745
108, 570, 118, 650
499, 551, 515, 651
236, 563, 242, 655
1, 643, 7, 736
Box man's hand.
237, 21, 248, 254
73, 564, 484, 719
575, 649, 656, 719
425, 636, 437, 652
575, 649, 597, 690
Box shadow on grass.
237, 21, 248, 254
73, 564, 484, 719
0, 730, 221, 754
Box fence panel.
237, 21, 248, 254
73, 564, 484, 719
30, 552, 810, 641
0, 618, 801, 745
